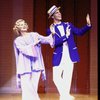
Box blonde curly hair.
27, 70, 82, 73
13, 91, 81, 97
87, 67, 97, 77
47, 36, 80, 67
13, 19, 28, 35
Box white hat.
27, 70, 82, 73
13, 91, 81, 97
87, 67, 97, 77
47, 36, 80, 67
47, 5, 60, 18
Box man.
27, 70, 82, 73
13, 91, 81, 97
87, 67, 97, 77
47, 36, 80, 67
46, 5, 91, 100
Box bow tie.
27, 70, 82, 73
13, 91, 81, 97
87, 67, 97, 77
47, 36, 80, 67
54, 22, 62, 27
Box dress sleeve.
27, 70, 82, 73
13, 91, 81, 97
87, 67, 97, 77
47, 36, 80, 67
38, 33, 54, 48
14, 38, 38, 57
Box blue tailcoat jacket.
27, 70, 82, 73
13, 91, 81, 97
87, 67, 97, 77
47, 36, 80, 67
46, 22, 91, 66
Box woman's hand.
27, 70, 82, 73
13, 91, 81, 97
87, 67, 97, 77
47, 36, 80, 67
34, 34, 40, 45
50, 24, 55, 35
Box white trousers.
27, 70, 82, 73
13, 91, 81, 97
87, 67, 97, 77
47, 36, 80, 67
21, 72, 41, 100
53, 44, 74, 100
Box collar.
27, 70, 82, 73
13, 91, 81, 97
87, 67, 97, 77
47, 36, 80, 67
53, 22, 62, 27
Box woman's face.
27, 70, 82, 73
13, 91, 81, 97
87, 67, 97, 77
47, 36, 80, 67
17, 20, 28, 32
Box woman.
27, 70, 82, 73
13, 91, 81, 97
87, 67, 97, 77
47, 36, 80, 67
13, 19, 53, 100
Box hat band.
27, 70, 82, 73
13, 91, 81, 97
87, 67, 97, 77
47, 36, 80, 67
49, 7, 57, 16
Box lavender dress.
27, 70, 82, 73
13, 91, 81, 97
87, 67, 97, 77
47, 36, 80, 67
14, 32, 53, 87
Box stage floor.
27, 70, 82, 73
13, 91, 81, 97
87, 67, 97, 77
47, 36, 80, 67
0, 93, 98, 100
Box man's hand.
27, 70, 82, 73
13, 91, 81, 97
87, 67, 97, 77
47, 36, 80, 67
66, 25, 71, 38
86, 13, 91, 26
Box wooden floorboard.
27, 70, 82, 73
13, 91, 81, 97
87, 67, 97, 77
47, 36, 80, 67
0, 93, 98, 100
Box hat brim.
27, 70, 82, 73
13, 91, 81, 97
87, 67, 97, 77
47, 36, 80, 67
48, 7, 61, 18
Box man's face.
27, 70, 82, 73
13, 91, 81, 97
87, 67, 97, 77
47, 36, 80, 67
52, 10, 62, 21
